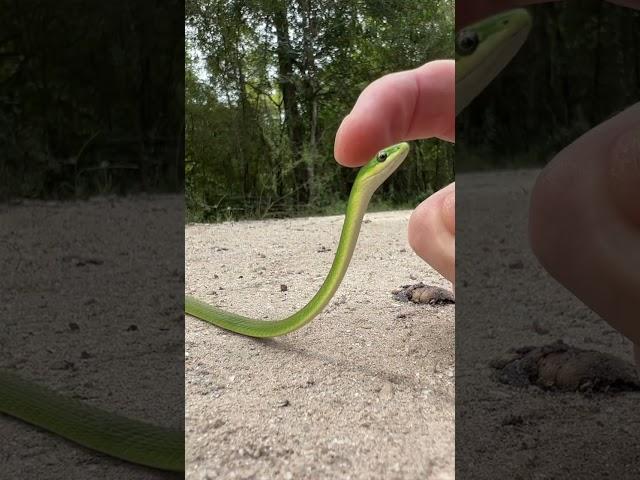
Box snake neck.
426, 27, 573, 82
287, 181, 371, 325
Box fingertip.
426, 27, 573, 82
334, 60, 455, 165
334, 112, 391, 167
334, 114, 357, 166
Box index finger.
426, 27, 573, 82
334, 60, 454, 167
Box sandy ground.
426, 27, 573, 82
185, 211, 455, 480
456, 169, 640, 478
4, 170, 634, 478
0, 195, 184, 480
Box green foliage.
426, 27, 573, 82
186, 0, 454, 221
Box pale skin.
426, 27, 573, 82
335, 0, 639, 363
334, 60, 456, 287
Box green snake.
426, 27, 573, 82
0, 369, 183, 471
456, 8, 532, 115
185, 142, 411, 336
0, 8, 531, 473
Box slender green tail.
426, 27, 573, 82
0, 369, 184, 472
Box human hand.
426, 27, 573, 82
458, 0, 640, 355
334, 61, 456, 285
530, 103, 640, 349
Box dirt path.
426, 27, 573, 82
456, 169, 639, 478
186, 210, 455, 480
1, 195, 183, 480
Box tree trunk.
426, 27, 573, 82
303, 0, 318, 203
273, 0, 308, 204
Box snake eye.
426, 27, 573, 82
378, 151, 388, 162
456, 30, 479, 56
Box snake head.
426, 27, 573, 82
455, 9, 532, 115
354, 142, 410, 192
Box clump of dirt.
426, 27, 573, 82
392, 282, 455, 305
491, 340, 640, 392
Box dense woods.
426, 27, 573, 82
458, 1, 640, 170
186, 0, 455, 221
2, 1, 636, 207
0, 1, 184, 200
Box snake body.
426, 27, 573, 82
0, 9, 531, 473
185, 142, 410, 337
0, 369, 183, 471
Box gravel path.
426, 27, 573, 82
1, 195, 183, 480
186, 210, 455, 480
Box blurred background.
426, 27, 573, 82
0, 3, 185, 475
185, 0, 454, 221
458, 0, 640, 170
0, 1, 184, 200
456, 2, 640, 478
